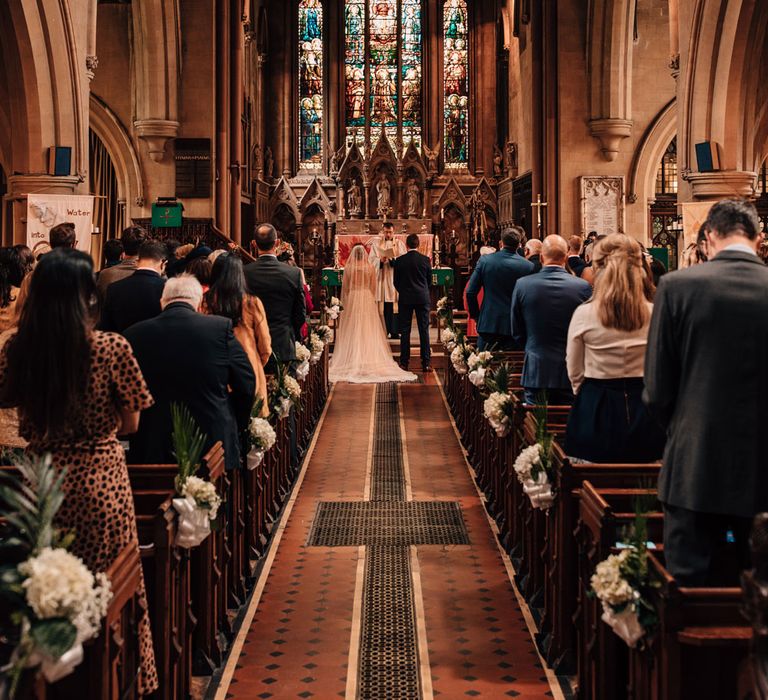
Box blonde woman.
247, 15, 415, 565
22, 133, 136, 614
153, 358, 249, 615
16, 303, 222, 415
564, 234, 665, 462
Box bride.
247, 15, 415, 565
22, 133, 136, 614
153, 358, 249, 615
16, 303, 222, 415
329, 245, 417, 383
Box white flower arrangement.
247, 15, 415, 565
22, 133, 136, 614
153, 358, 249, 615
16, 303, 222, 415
326, 295, 343, 320
467, 350, 493, 387
483, 391, 513, 437
16, 547, 112, 682
512, 443, 554, 510
309, 332, 325, 363
436, 296, 448, 311
247, 416, 276, 470
181, 475, 221, 520
450, 343, 471, 375
591, 549, 646, 648
295, 341, 311, 363
274, 396, 292, 419
442, 327, 457, 351
284, 375, 302, 403
0, 455, 113, 688
316, 324, 333, 343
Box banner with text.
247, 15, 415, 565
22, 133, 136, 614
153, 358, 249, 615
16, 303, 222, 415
26, 194, 95, 255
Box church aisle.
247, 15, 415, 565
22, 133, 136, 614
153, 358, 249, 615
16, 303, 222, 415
215, 377, 560, 700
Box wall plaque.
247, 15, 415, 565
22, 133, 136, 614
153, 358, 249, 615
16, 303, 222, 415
580, 176, 625, 236
175, 138, 211, 198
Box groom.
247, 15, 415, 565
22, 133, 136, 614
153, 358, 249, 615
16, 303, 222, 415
392, 233, 432, 372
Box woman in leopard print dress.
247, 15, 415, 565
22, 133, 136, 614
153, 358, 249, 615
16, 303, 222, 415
0, 249, 158, 694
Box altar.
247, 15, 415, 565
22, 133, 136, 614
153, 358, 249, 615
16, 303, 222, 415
321, 266, 454, 289
333, 232, 433, 267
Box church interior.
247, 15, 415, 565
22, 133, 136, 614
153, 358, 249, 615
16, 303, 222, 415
1, 0, 768, 698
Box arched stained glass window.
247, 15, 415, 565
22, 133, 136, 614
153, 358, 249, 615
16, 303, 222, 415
344, 0, 423, 148
299, 0, 323, 168
443, 0, 469, 167
655, 137, 677, 196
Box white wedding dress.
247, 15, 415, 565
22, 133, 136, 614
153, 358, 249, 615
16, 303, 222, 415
329, 245, 417, 384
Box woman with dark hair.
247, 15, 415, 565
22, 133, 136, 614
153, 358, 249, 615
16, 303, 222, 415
203, 253, 272, 415
0, 248, 21, 332
0, 248, 159, 694
186, 256, 213, 291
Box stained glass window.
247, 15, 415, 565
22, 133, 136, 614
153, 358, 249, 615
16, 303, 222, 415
655, 138, 677, 196
299, 0, 323, 168
344, 0, 423, 148
443, 0, 468, 167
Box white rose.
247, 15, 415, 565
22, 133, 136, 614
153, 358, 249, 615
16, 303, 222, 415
249, 417, 276, 451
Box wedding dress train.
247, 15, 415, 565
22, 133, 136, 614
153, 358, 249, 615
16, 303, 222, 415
329, 245, 417, 384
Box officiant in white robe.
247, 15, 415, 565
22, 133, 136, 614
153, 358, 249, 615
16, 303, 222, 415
368, 223, 406, 337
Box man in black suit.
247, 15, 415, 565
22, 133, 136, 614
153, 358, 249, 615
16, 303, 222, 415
124, 275, 255, 471
392, 233, 432, 371
243, 224, 306, 367
98, 239, 167, 334
644, 199, 768, 586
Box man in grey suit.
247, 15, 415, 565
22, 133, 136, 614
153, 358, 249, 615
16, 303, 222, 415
511, 235, 592, 405
243, 224, 306, 369
644, 199, 768, 586
465, 227, 534, 350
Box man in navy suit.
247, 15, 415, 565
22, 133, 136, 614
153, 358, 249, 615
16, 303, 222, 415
98, 239, 167, 334
466, 227, 534, 350
392, 233, 432, 371
511, 234, 592, 405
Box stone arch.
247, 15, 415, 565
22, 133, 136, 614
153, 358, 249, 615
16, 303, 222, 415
89, 93, 146, 215
628, 99, 677, 208
681, 0, 768, 198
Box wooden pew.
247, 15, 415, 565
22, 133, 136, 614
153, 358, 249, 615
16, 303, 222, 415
628, 552, 751, 700
132, 490, 192, 700
575, 482, 663, 700
539, 443, 661, 674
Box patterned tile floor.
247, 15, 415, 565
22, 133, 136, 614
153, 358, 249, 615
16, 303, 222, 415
217, 377, 559, 700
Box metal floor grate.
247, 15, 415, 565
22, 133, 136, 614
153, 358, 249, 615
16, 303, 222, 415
371, 383, 405, 501
307, 501, 470, 547
359, 546, 421, 700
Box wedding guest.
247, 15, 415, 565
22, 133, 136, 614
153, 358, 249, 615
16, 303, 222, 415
99, 239, 167, 333
466, 227, 534, 350
565, 234, 664, 462
680, 224, 710, 268
524, 239, 543, 273
97, 224, 147, 296
204, 253, 272, 416
0, 248, 158, 693
243, 224, 306, 367
9, 245, 34, 286
102, 238, 124, 270
277, 245, 314, 339
186, 256, 213, 291
644, 199, 768, 586
511, 234, 592, 405
464, 246, 496, 338
124, 275, 255, 471
0, 248, 21, 333
50, 222, 77, 249
567, 236, 587, 277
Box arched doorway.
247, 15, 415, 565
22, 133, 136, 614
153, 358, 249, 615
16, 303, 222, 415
89, 129, 123, 268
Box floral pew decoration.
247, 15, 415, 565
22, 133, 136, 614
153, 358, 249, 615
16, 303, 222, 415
0, 454, 112, 693
590, 501, 658, 648
482, 363, 514, 438
269, 359, 302, 420
467, 350, 493, 387
295, 341, 311, 381
325, 296, 343, 321
308, 332, 325, 364
511, 399, 555, 510
171, 404, 222, 549
247, 398, 277, 470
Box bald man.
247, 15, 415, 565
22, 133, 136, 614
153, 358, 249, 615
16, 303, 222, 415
511, 234, 592, 405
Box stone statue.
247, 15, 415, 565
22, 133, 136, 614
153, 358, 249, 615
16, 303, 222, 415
329, 143, 344, 174
493, 145, 504, 178
264, 146, 274, 179
406, 179, 420, 217
347, 180, 361, 217
423, 140, 440, 173
376, 178, 391, 217
505, 141, 518, 176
